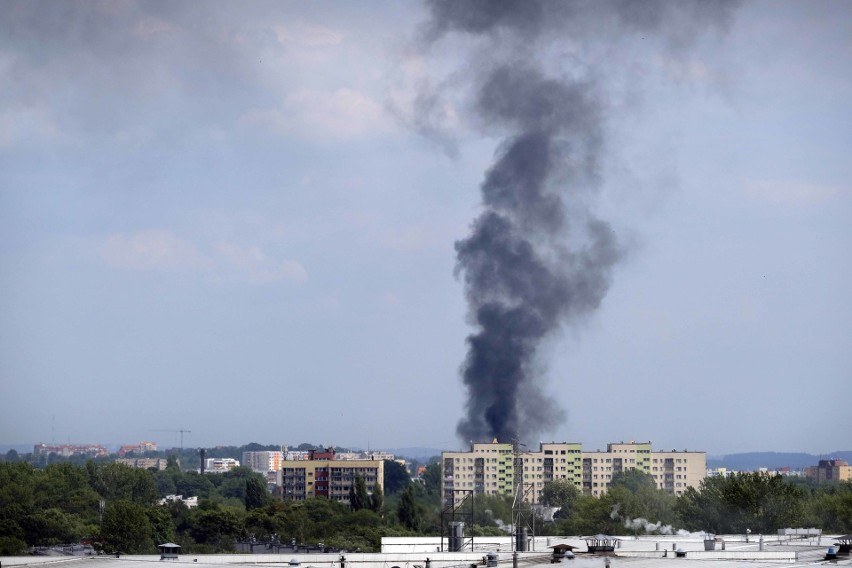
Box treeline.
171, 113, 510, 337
0, 458, 439, 556
535, 470, 852, 537
2, 461, 851, 557
3, 443, 331, 471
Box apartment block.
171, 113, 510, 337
204, 457, 240, 473
806, 459, 852, 483
33, 443, 108, 458
116, 457, 168, 470
243, 450, 284, 473
583, 443, 705, 497
441, 440, 705, 507
117, 441, 158, 457
277, 447, 384, 504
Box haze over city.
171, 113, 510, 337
1, 1, 850, 457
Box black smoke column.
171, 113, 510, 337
421, 0, 740, 444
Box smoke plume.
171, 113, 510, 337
420, 0, 739, 444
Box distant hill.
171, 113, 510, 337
707, 451, 852, 471
388, 447, 444, 461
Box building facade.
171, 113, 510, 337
116, 457, 168, 470
117, 441, 158, 457
806, 459, 852, 483
243, 451, 284, 473
204, 458, 240, 473
276, 448, 384, 504
33, 443, 108, 458
441, 440, 706, 507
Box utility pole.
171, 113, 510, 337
512, 437, 534, 552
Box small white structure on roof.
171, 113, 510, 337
158, 542, 180, 560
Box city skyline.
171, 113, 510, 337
1, 1, 850, 456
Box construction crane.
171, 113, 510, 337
150, 429, 192, 449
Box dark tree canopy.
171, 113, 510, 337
609, 469, 658, 494
675, 473, 806, 534
245, 477, 270, 511
540, 478, 580, 508
370, 482, 384, 512
383, 460, 410, 495
397, 485, 420, 531
102, 500, 153, 553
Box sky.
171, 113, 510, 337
1, 1, 850, 457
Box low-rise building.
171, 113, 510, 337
204, 457, 240, 473
160, 494, 198, 508
116, 457, 168, 470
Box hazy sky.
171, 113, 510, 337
1, 1, 850, 457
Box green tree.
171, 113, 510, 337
166, 455, 181, 471
804, 481, 852, 532
609, 469, 658, 494
102, 500, 154, 553
88, 462, 159, 505
188, 502, 243, 551
371, 482, 384, 513
397, 485, 419, 530
245, 477, 270, 511
676, 473, 805, 533
349, 476, 369, 511
421, 462, 441, 495
22, 507, 89, 545
383, 460, 410, 495
540, 479, 581, 515
556, 493, 622, 536
0, 535, 28, 555
147, 505, 176, 545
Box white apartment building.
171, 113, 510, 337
441, 440, 705, 507
204, 457, 240, 473
243, 450, 284, 473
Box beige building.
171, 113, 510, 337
277, 448, 384, 504
806, 459, 852, 483
441, 440, 705, 507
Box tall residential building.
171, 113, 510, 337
441, 440, 705, 507
276, 447, 384, 504
582, 443, 706, 497
243, 450, 284, 473
805, 459, 852, 483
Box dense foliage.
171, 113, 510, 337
2, 456, 851, 557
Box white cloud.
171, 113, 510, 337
381, 292, 401, 306
132, 16, 180, 39
99, 230, 306, 284
101, 230, 209, 272
272, 22, 343, 47
215, 242, 308, 284
743, 179, 844, 206
239, 88, 392, 140
0, 104, 62, 149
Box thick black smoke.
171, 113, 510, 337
422, 0, 739, 444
